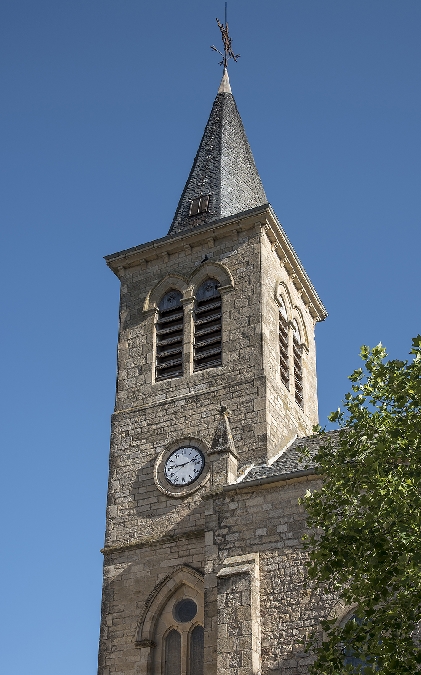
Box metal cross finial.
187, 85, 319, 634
210, 2, 240, 69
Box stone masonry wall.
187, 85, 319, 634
99, 210, 327, 675
105, 217, 321, 551
100, 217, 273, 675
204, 477, 338, 675
98, 536, 205, 675
115, 225, 263, 413
105, 222, 270, 551
260, 230, 319, 460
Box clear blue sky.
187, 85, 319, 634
1, 1, 419, 672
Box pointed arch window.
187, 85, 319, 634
341, 613, 373, 671
292, 319, 303, 407
278, 297, 289, 389
156, 290, 184, 381
157, 596, 204, 675
189, 625, 204, 675
164, 629, 181, 675
137, 568, 204, 675
193, 279, 222, 371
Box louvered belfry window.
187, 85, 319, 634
189, 195, 210, 217
193, 279, 222, 371
292, 320, 303, 407
279, 298, 289, 389
155, 290, 184, 381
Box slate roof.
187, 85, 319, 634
168, 69, 267, 237
240, 431, 339, 483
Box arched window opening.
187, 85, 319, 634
164, 629, 181, 675
189, 625, 204, 675
278, 297, 289, 389
341, 614, 372, 671
156, 291, 184, 381
193, 279, 222, 371
292, 319, 303, 407
137, 568, 204, 675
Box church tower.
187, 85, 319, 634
98, 61, 327, 675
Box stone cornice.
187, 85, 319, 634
111, 376, 256, 418
104, 203, 270, 274
262, 206, 328, 322
104, 202, 327, 323
202, 468, 320, 499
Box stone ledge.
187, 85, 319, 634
104, 203, 269, 268
112, 377, 256, 417
101, 528, 205, 555
202, 468, 319, 499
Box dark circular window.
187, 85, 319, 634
173, 598, 197, 623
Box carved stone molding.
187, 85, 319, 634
135, 565, 204, 675
135, 639, 156, 649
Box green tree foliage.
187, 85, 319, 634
302, 337, 421, 674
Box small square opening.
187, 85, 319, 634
189, 195, 210, 217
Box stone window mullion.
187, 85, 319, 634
180, 628, 188, 675
181, 297, 195, 377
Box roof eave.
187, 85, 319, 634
263, 206, 328, 322
104, 203, 271, 271
104, 203, 327, 323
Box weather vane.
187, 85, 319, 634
211, 2, 240, 69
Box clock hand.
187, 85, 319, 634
167, 460, 190, 472
172, 460, 194, 471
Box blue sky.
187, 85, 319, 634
1, 1, 420, 672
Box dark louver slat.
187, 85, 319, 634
194, 311, 222, 326
195, 346, 222, 360
195, 335, 222, 349
156, 322, 184, 336
157, 346, 183, 359
195, 300, 221, 314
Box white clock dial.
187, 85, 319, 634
164, 446, 205, 486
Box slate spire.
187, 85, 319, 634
168, 68, 267, 236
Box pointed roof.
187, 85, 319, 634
168, 68, 267, 236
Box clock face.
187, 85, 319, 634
164, 447, 205, 486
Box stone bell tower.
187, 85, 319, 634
98, 66, 327, 675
